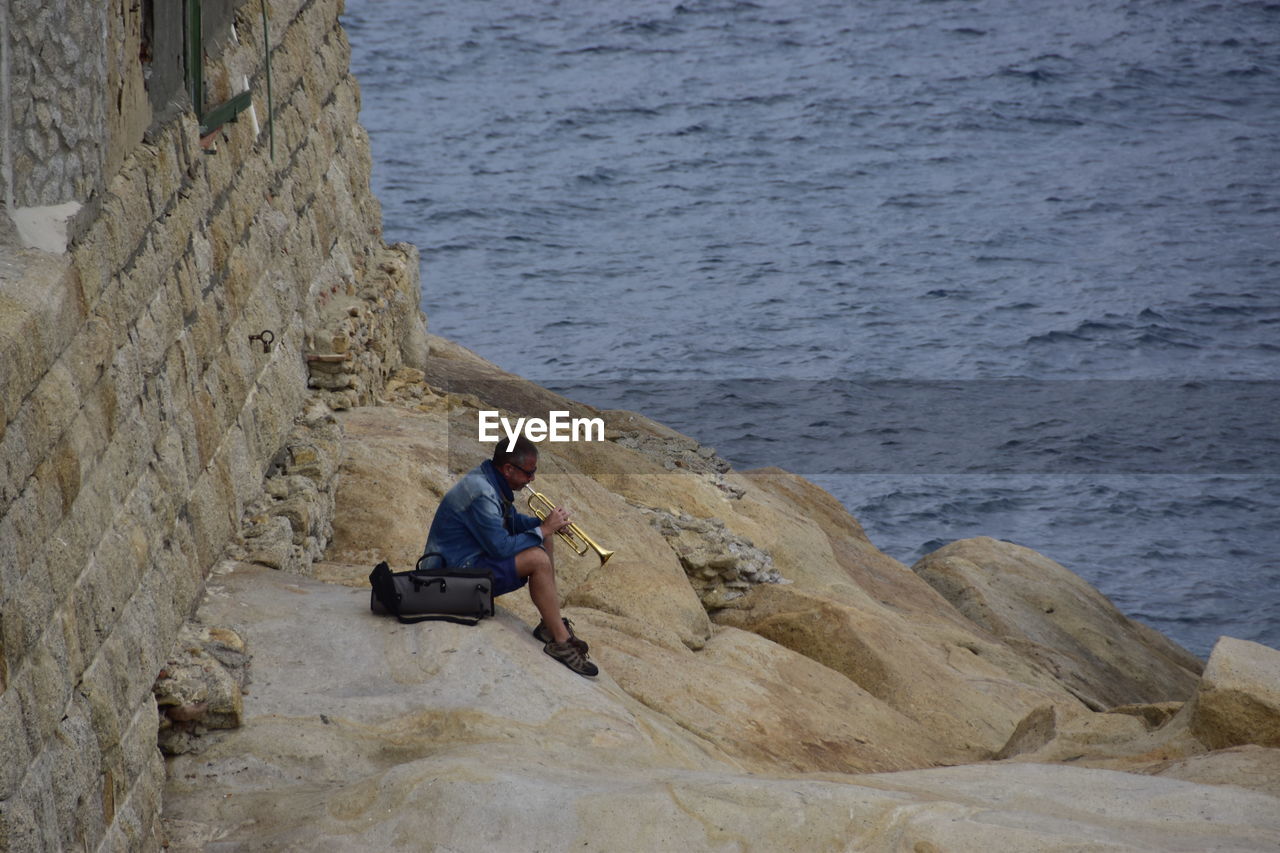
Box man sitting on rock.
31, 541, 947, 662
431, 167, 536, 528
422, 435, 597, 677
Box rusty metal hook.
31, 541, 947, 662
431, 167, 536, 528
249, 329, 275, 353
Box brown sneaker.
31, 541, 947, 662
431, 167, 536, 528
544, 639, 599, 678
532, 618, 588, 653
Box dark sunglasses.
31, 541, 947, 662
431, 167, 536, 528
506, 460, 536, 478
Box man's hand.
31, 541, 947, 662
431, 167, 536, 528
540, 506, 570, 537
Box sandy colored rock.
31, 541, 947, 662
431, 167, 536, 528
152, 624, 251, 755
323, 353, 1213, 764
714, 584, 1081, 757
912, 537, 1203, 709
1145, 745, 1280, 799
160, 564, 1280, 852
583, 614, 961, 775
1187, 636, 1280, 750
326, 404, 714, 648
325, 405, 453, 570
158, 339, 1280, 850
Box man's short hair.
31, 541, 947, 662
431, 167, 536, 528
493, 435, 538, 468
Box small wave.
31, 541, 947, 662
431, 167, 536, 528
671, 123, 710, 136
1027, 330, 1088, 345
999, 66, 1057, 83
575, 168, 621, 185
424, 208, 488, 223
973, 255, 1052, 264
1074, 320, 1130, 335
881, 195, 942, 209
558, 44, 628, 56
675, 1, 763, 14
1025, 114, 1085, 127
1224, 65, 1268, 77
613, 18, 684, 37
1134, 325, 1205, 349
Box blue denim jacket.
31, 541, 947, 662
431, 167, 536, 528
423, 460, 543, 567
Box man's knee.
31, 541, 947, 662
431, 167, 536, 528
515, 544, 552, 578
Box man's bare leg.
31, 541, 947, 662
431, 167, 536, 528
514, 538, 571, 644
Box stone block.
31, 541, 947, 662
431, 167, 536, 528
40, 434, 83, 521
107, 337, 145, 424
185, 462, 238, 570
0, 416, 31, 512
85, 406, 152, 525
0, 689, 32, 799
83, 362, 123, 442
113, 612, 159, 716
0, 484, 41, 597
85, 543, 142, 651
222, 423, 259, 511
82, 633, 129, 727
206, 210, 236, 285
122, 231, 164, 317
98, 700, 164, 852
188, 387, 221, 471
108, 168, 155, 271
220, 333, 259, 412
123, 467, 173, 550
48, 432, 111, 568
63, 313, 118, 401
0, 270, 83, 407
1, 362, 75, 513
72, 222, 114, 308
188, 297, 226, 379
170, 405, 203, 491
0, 779, 42, 853
149, 426, 191, 507
49, 696, 105, 848
153, 184, 209, 276
20, 638, 73, 745
9, 557, 57, 669
119, 696, 165, 803
198, 139, 234, 204
1189, 637, 1280, 749
121, 571, 183, 707
49, 604, 88, 697
154, 624, 248, 754
147, 534, 192, 621
150, 131, 186, 209
167, 523, 204, 616
78, 654, 124, 752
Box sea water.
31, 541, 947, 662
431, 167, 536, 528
343, 0, 1280, 657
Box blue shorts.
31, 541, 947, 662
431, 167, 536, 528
474, 553, 529, 597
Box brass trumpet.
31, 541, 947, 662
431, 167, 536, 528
523, 487, 615, 566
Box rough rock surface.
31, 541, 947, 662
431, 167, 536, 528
152, 625, 250, 756
1186, 637, 1280, 750
912, 537, 1203, 709
634, 504, 785, 609
160, 566, 1280, 852
159, 338, 1280, 850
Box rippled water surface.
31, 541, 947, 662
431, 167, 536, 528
344, 0, 1280, 657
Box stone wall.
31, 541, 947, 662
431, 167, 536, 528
2, 0, 110, 207
0, 0, 426, 849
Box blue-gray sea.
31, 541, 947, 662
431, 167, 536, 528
343, 0, 1279, 659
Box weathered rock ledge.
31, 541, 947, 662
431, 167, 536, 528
160, 336, 1280, 851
